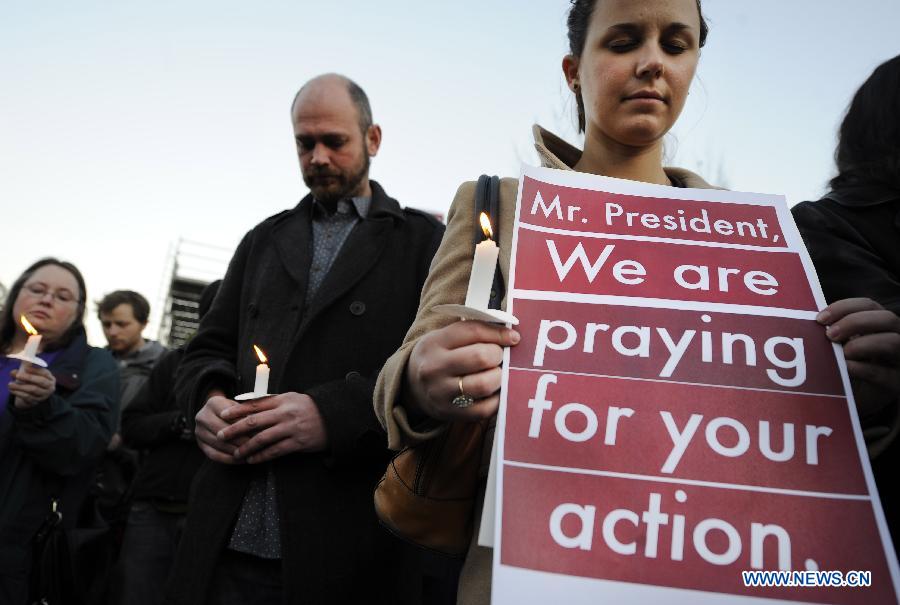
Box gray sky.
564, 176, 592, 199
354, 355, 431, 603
2, 0, 899, 345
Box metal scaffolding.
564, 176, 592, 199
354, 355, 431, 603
157, 239, 232, 348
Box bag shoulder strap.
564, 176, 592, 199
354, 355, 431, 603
473, 175, 501, 242
474, 175, 505, 310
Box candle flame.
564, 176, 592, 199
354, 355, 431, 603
253, 344, 268, 364
20, 315, 39, 336
479, 212, 494, 240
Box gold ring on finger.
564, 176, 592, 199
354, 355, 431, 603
451, 376, 475, 408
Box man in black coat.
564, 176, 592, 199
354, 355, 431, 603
165, 74, 444, 605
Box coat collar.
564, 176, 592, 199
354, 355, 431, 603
824, 185, 900, 233
270, 199, 314, 290
298, 180, 402, 332
269, 179, 404, 289
275, 179, 404, 230
531, 124, 716, 190
296, 209, 393, 336
343, 180, 404, 221
824, 184, 900, 208
267, 179, 404, 339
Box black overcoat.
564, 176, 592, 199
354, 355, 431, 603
792, 185, 900, 315
792, 185, 900, 553
166, 181, 444, 605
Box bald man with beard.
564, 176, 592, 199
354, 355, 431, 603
165, 74, 444, 605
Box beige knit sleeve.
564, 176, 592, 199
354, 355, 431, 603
374, 177, 519, 450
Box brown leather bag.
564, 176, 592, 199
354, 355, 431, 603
374, 420, 488, 556
374, 175, 502, 556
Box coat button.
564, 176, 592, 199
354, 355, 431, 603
345, 371, 361, 381
349, 301, 366, 316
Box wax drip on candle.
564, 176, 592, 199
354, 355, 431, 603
20, 315, 42, 359
252, 344, 270, 395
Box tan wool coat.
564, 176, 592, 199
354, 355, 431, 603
374, 125, 714, 605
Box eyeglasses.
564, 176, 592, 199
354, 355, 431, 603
22, 283, 80, 305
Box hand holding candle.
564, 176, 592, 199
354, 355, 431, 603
10, 363, 56, 408
464, 212, 500, 309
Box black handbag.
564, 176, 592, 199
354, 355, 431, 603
29, 495, 115, 605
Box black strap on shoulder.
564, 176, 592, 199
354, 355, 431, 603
474, 175, 500, 243
474, 175, 505, 310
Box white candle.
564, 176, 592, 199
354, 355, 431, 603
23, 334, 41, 359
252, 344, 270, 395
19, 316, 42, 359
465, 213, 500, 309
253, 363, 270, 395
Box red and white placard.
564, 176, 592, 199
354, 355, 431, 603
491, 165, 900, 604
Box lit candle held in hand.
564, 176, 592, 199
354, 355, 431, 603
252, 345, 270, 395
464, 212, 500, 309
20, 315, 42, 358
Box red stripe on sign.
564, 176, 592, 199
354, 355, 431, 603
500, 465, 891, 604
509, 299, 844, 395
514, 229, 816, 310
503, 370, 866, 494
519, 176, 787, 248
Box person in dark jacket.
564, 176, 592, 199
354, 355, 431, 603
792, 53, 900, 549
99, 289, 168, 413
0, 258, 119, 605
114, 280, 221, 605
164, 74, 444, 605
95, 290, 168, 540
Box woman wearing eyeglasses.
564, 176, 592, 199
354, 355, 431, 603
0, 258, 119, 605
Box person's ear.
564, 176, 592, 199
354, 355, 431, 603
562, 54, 580, 92
366, 124, 382, 157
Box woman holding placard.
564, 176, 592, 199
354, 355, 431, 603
0, 258, 118, 604
375, 2, 714, 601
374, 1, 900, 602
